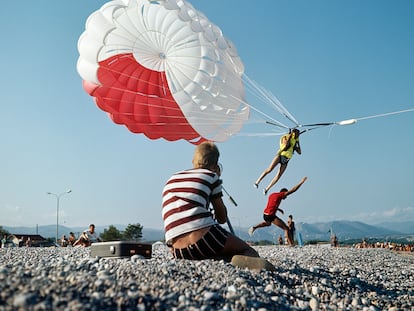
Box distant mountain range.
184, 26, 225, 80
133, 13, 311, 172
297, 220, 413, 241
3, 220, 413, 243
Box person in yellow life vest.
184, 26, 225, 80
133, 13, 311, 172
254, 128, 302, 195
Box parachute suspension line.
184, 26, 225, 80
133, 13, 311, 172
243, 76, 288, 124
355, 108, 414, 122
234, 132, 288, 137
263, 87, 300, 126
229, 94, 289, 130
296, 107, 414, 136
243, 74, 300, 127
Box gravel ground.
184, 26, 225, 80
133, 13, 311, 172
0, 244, 412, 310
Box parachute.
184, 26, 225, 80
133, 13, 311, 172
78, 0, 414, 144
77, 0, 249, 144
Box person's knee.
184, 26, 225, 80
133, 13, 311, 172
276, 168, 285, 178
279, 164, 288, 173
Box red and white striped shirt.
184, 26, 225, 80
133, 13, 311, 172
162, 168, 222, 242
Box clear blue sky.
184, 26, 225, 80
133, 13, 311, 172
1, 1, 413, 231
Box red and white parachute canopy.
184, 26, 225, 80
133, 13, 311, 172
77, 0, 249, 144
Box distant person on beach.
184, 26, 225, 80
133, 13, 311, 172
254, 129, 302, 195
278, 234, 283, 245
68, 232, 76, 246
162, 141, 274, 270
61, 235, 68, 247
73, 224, 102, 247
331, 234, 338, 247
1, 235, 6, 248
26, 237, 32, 247
248, 177, 307, 245
287, 214, 296, 245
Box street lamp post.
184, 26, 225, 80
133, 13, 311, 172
47, 189, 72, 243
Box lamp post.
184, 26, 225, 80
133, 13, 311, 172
47, 189, 72, 243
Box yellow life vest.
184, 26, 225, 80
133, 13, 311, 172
279, 134, 299, 159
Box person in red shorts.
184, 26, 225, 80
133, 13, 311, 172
248, 177, 307, 245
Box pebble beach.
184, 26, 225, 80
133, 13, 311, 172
0, 245, 412, 310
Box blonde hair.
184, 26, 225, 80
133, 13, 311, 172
192, 141, 220, 169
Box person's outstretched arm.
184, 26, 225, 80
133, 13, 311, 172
286, 177, 307, 196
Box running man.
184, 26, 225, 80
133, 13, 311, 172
248, 177, 307, 245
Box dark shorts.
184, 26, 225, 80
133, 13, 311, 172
280, 155, 290, 165
173, 225, 229, 260
263, 214, 276, 223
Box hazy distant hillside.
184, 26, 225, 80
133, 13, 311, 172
374, 221, 413, 234
297, 221, 404, 241
3, 220, 411, 243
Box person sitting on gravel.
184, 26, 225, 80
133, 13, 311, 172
68, 232, 76, 246
60, 235, 68, 247
73, 224, 102, 247
248, 177, 307, 245
162, 141, 274, 271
